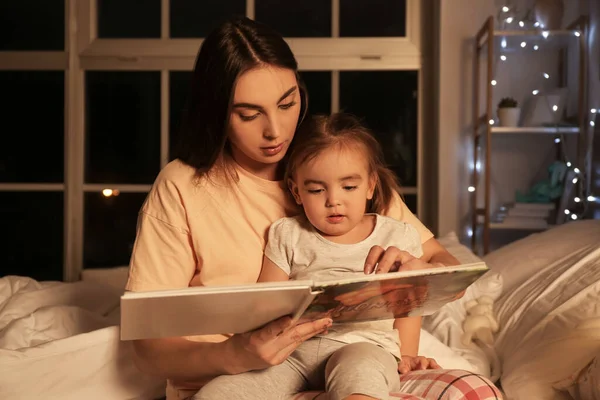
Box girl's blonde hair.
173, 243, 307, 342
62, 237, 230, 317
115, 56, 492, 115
286, 113, 403, 214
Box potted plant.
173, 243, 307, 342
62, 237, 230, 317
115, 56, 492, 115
497, 97, 521, 127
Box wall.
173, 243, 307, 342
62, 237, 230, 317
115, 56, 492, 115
583, 0, 600, 219
437, 0, 495, 238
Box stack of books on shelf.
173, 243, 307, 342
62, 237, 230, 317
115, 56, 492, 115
492, 202, 555, 230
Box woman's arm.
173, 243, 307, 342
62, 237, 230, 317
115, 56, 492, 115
421, 238, 460, 266
132, 337, 235, 383
132, 316, 332, 384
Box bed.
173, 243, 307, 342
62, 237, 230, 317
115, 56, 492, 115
1, 219, 599, 400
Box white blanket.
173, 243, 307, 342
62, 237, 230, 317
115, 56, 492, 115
0, 275, 165, 400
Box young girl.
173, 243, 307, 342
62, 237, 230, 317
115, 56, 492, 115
195, 113, 442, 400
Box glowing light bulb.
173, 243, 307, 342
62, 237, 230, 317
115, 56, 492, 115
591, 108, 597, 113
572, 178, 578, 184
542, 31, 549, 38
489, 119, 495, 125
574, 31, 581, 37
588, 195, 597, 202
566, 162, 572, 167
564, 209, 570, 215
574, 197, 581, 203
502, 6, 509, 12
102, 189, 113, 197
500, 55, 507, 61
571, 214, 578, 220
543, 73, 550, 79
591, 121, 596, 127
574, 167, 580, 174
506, 17, 514, 24
552, 105, 558, 111
532, 90, 539, 95
491, 80, 497, 86
519, 21, 525, 27
533, 45, 539, 50
534, 22, 540, 27
468, 186, 476, 193
554, 137, 560, 143
501, 38, 507, 48
520, 41, 527, 48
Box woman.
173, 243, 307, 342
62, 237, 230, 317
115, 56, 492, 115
126, 16, 501, 400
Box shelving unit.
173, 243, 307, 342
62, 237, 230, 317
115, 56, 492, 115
470, 16, 588, 255
490, 126, 579, 135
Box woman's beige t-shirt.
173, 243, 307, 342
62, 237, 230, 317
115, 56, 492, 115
125, 159, 434, 399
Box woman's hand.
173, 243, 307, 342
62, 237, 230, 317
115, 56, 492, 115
364, 246, 441, 274
227, 316, 332, 373
398, 355, 441, 374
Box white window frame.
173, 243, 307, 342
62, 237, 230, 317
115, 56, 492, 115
0, 0, 424, 282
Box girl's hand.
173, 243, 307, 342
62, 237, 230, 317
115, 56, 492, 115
227, 316, 332, 373
398, 355, 442, 374
364, 246, 438, 274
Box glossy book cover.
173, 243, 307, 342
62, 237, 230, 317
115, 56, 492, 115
299, 264, 487, 324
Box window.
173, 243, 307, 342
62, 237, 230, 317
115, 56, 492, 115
0, 192, 64, 281
340, 71, 418, 187
0, 71, 64, 183
85, 71, 161, 184
340, 0, 406, 37
84, 192, 147, 268
0, 0, 423, 281
0, 1, 65, 50
98, 0, 161, 38
255, 0, 331, 38
170, 0, 246, 38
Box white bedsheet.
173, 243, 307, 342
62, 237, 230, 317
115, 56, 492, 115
0, 275, 165, 400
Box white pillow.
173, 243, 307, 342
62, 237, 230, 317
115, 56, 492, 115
423, 232, 503, 378
483, 219, 600, 295
482, 220, 600, 399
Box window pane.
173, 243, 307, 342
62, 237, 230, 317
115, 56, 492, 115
403, 194, 417, 215
0, 1, 64, 50
255, 0, 331, 37
0, 71, 64, 183
98, 0, 161, 38
170, 0, 245, 38
340, 71, 418, 187
84, 191, 147, 268
300, 71, 331, 116
169, 71, 193, 161
340, 0, 406, 37
86, 71, 161, 184
0, 192, 63, 281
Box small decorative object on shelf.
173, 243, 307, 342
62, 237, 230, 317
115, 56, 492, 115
497, 97, 520, 127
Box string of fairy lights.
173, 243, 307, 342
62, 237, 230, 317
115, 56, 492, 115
469, 3, 597, 235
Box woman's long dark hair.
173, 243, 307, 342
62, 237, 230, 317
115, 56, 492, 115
174, 16, 308, 175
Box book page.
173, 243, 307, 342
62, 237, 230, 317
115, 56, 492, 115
299, 264, 487, 324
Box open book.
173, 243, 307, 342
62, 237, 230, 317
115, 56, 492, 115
120, 262, 488, 340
